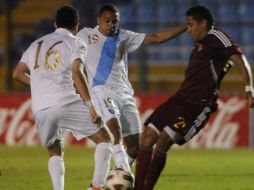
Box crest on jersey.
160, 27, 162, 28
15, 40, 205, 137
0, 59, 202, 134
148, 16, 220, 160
108, 107, 115, 114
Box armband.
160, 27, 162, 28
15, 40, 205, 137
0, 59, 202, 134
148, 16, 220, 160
245, 85, 254, 93
86, 99, 94, 108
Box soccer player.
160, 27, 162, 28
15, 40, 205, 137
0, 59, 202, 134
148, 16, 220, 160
12, 5, 112, 190
76, 4, 187, 172
134, 5, 254, 190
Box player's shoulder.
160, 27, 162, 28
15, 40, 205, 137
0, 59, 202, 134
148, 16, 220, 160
28, 33, 49, 49
206, 27, 233, 47
120, 28, 137, 35
68, 34, 87, 53
31, 32, 58, 45
119, 28, 142, 39
77, 27, 94, 36
207, 27, 230, 39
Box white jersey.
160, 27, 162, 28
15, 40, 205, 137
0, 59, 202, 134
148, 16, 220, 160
76, 26, 145, 94
20, 28, 87, 113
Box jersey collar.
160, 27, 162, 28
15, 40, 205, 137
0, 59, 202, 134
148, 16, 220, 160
95, 25, 120, 39
55, 28, 74, 37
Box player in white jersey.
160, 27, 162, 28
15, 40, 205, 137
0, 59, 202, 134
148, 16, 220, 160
77, 4, 187, 171
12, 5, 112, 190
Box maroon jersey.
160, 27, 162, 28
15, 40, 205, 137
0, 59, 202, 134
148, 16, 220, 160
144, 28, 243, 145
177, 27, 242, 104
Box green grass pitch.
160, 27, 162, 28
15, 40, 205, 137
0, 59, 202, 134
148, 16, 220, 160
1, 145, 254, 190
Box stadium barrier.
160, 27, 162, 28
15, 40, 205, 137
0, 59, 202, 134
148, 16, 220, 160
0, 93, 250, 148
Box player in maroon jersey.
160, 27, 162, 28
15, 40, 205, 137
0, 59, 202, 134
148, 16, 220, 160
134, 5, 254, 190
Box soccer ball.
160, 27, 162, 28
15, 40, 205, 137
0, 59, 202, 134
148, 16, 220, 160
105, 168, 134, 190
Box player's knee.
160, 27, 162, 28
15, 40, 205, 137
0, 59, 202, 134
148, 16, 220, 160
47, 140, 64, 157
141, 128, 158, 147
101, 129, 113, 144
156, 131, 174, 152
107, 118, 122, 142
91, 127, 113, 144
124, 134, 140, 157
124, 133, 140, 148
107, 118, 121, 129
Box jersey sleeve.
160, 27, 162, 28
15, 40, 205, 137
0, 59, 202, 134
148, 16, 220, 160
123, 29, 145, 53
71, 38, 87, 64
76, 27, 91, 44
208, 31, 242, 58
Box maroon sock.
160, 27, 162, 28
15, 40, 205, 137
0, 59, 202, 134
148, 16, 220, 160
134, 145, 153, 190
143, 150, 167, 190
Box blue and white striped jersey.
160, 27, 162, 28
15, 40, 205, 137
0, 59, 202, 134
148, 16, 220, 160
77, 26, 145, 94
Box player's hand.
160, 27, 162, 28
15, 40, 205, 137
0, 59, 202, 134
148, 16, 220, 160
89, 106, 102, 125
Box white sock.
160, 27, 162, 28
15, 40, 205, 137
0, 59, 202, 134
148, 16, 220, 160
127, 154, 135, 168
92, 143, 112, 187
112, 144, 131, 172
48, 156, 65, 190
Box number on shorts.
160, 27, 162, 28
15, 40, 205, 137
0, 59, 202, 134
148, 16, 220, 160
103, 98, 113, 108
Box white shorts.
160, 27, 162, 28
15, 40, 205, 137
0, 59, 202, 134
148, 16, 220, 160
91, 85, 141, 137
34, 100, 103, 148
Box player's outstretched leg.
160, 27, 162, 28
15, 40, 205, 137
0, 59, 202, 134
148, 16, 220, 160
142, 131, 174, 190
134, 145, 153, 190
134, 127, 158, 190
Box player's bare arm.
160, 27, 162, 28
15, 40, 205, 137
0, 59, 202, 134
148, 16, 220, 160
12, 62, 30, 86
230, 54, 254, 106
72, 58, 101, 123
72, 58, 92, 101
142, 23, 187, 45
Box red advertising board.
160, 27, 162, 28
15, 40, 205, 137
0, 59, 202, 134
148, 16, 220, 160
0, 93, 249, 148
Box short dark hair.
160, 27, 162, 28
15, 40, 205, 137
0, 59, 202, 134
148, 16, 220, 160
55, 5, 79, 29
98, 4, 120, 16
186, 5, 214, 29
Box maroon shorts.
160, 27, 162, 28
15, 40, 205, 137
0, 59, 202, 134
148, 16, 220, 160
144, 96, 217, 145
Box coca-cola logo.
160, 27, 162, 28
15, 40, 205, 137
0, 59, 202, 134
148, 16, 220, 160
0, 94, 249, 147
186, 97, 247, 148
0, 99, 40, 145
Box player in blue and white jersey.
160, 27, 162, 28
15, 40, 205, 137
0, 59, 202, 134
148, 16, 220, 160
77, 4, 187, 173
12, 5, 112, 190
